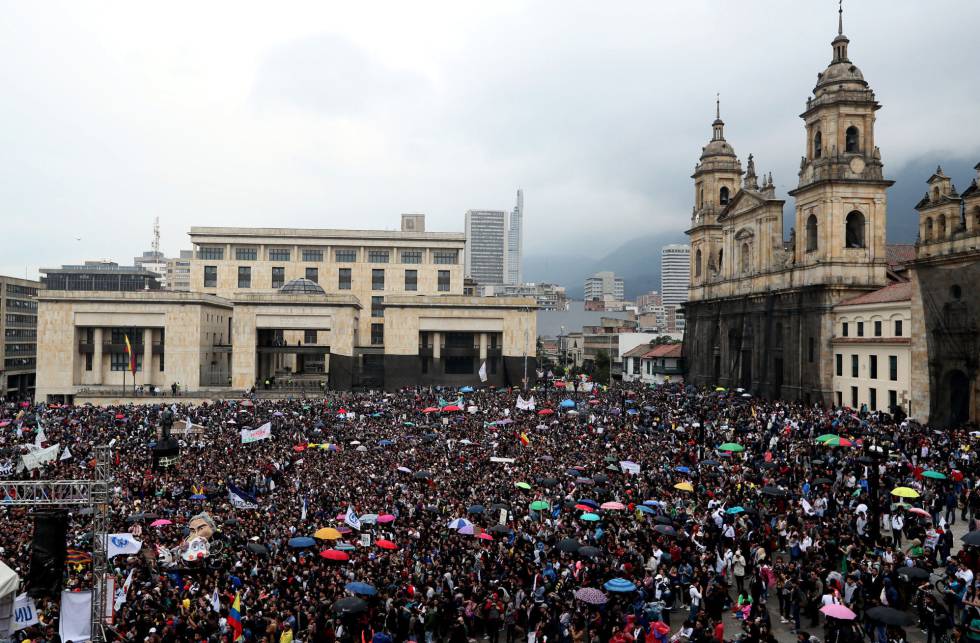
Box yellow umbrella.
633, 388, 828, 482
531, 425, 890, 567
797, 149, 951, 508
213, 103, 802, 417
315, 527, 342, 540
674, 481, 694, 492
890, 486, 920, 499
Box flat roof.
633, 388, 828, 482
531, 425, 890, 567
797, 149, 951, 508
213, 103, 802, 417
37, 290, 234, 307
383, 295, 536, 310
189, 226, 465, 244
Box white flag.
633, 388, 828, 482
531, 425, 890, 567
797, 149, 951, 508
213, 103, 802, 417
479, 361, 488, 383
59, 590, 93, 643
12, 593, 39, 632
300, 495, 308, 522
34, 428, 47, 448
211, 587, 221, 613
113, 569, 134, 612
344, 504, 361, 530
227, 484, 258, 509
106, 533, 143, 558
60, 446, 73, 461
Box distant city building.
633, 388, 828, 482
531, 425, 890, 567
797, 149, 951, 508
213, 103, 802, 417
636, 291, 663, 310
165, 250, 193, 292
134, 250, 168, 286
584, 271, 624, 301
0, 275, 40, 399
661, 244, 690, 309
486, 282, 567, 311
464, 210, 507, 288
41, 260, 162, 292
506, 189, 524, 286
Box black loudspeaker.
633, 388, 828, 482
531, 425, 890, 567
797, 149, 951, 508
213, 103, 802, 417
152, 438, 180, 471
27, 509, 69, 597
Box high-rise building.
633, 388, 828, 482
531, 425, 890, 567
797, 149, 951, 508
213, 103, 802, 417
661, 244, 691, 309
40, 261, 162, 291
0, 275, 40, 399
584, 271, 624, 301
165, 250, 193, 292
464, 210, 507, 288
506, 189, 524, 286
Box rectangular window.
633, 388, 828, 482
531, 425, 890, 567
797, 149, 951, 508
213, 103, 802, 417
268, 248, 291, 261
874, 321, 882, 337
404, 269, 418, 291
302, 249, 323, 262
371, 296, 384, 318
304, 330, 317, 344
438, 270, 451, 292
111, 352, 142, 372
238, 266, 251, 288
204, 266, 217, 288
372, 269, 385, 290
305, 267, 318, 283
335, 248, 357, 262
433, 250, 458, 265
889, 389, 898, 410
836, 391, 843, 407
235, 247, 257, 261
894, 320, 903, 337
869, 387, 877, 411
851, 354, 859, 377
850, 386, 858, 408
371, 323, 384, 345
869, 354, 877, 379
808, 337, 814, 363
400, 250, 422, 264
271, 267, 285, 289
338, 268, 352, 290
842, 322, 849, 337
889, 355, 898, 381
368, 250, 389, 263
159, 351, 164, 371
85, 352, 93, 371
198, 247, 224, 260
857, 321, 864, 337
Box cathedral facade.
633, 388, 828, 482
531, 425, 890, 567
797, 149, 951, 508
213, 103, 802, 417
682, 17, 895, 405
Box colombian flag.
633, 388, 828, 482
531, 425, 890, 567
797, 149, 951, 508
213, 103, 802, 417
123, 334, 137, 375
228, 592, 243, 641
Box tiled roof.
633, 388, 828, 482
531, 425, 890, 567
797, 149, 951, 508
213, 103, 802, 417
886, 244, 916, 268
836, 281, 912, 307
623, 344, 651, 358
643, 343, 683, 359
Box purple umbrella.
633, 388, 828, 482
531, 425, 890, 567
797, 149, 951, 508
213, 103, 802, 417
574, 587, 608, 605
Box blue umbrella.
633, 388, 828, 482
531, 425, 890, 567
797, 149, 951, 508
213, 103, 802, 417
345, 581, 377, 596
335, 542, 356, 551
725, 506, 745, 515
560, 399, 576, 409
447, 518, 472, 530
190, 494, 206, 500
460, 386, 474, 393
578, 499, 599, 509
467, 504, 486, 514
626, 408, 639, 415
603, 578, 637, 593
378, 439, 394, 446
675, 466, 690, 473
288, 537, 315, 548
637, 505, 656, 514
642, 500, 660, 507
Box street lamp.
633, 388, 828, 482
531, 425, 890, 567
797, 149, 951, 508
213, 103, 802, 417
862, 435, 890, 545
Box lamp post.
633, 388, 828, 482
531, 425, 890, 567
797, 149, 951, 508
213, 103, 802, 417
863, 435, 889, 546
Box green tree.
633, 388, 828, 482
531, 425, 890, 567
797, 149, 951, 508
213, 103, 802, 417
594, 349, 610, 384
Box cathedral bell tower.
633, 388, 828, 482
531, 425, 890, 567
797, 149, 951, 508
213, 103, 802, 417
788, 4, 893, 287
687, 97, 743, 298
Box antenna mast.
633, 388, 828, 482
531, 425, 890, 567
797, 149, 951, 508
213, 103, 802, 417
152, 217, 161, 256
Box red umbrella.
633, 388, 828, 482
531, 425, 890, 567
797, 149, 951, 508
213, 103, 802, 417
293, 445, 307, 452
441, 405, 461, 412
337, 408, 348, 415
376, 539, 398, 550
952, 470, 965, 482
320, 549, 349, 561
422, 407, 439, 414
538, 409, 555, 416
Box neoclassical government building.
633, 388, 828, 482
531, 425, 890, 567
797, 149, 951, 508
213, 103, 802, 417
682, 12, 979, 426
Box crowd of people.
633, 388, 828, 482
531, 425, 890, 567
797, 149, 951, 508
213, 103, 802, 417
1, 380, 979, 643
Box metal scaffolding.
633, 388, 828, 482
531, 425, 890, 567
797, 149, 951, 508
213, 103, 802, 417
2, 445, 110, 642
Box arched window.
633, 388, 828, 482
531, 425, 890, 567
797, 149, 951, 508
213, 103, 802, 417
925, 217, 934, 241
938, 214, 947, 239
698, 188, 704, 208
845, 211, 865, 248
806, 214, 818, 252
741, 242, 750, 273
695, 249, 702, 277
932, 187, 940, 201
813, 131, 822, 159
720, 186, 730, 206
845, 126, 859, 153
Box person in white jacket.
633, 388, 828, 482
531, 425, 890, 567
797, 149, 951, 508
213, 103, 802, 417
688, 583, 702, 621
891, 513, 904, 547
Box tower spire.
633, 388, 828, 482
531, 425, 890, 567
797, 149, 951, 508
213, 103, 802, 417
838, 0, 843, 36
716, 93, 720, 120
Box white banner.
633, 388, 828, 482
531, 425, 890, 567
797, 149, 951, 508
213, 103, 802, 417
489, 457, 516, 464
516, 396, 536, 411
18, 444, 60, 472
107, 533, 143, 558
12, 593, 39, 632
240, 422, 272, 444
619, 461, 641, 475
59, 590, 92, 643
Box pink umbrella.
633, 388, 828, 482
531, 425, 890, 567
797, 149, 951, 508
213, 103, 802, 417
600, 501, 626, 510
335, 513, 346, 521
477, 533, 493, 540
377, 514, 396, 524
820, 604, 856, 620
458, 525, 476, 535
150, 519, 172, 527
908, 507, 932, 519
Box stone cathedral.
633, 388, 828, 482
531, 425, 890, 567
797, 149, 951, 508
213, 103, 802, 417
682, 14, 895, 404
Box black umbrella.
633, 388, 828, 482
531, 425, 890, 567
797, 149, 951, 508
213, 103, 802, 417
424, 504, 440, 513
557, 538, 582, 553
653, 524, 677, 537
961, 530, 980, 546
761, 486, 789, 498
654, 516, 673, 525
414, 471, 432, 480
540, 478, 558, 488
332, 596, 368, 615
594, 474, 609, 484
467, 504, 486, 514
488, 525, 513, 534
489, 503, 510, 513
895, 566, 930, 581
126, 513, 146, 523
246, 542, 269, 555
865, 606, 915, 626
577, 545, 600, 558
224, 518, 240, 527
758, 461, 778, 469
812, 477, 834, 485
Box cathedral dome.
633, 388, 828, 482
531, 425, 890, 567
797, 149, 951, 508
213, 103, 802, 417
279, 278, 326, 295
815, 59, 866, 91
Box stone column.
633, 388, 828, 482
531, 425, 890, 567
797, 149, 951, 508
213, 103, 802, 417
143, 328, 153, 387
93, 328, 103, 385
479, 332, 488, 360
432, 332, 441, 359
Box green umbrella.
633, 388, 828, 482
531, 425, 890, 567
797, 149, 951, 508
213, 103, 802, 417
718, 442, 744, 452
815, 434, 839, 443
922, 470, 946, 480
581, 512, 600, 522
515, 482, 532, 490
529, 501, 550, 511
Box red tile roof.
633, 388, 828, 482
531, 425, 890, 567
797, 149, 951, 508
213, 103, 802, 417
836, 281, 912, 307
643, 343, 683, 358
886, 244, 916, 268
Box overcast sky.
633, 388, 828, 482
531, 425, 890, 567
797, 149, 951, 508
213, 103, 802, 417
2, 1, 979, 279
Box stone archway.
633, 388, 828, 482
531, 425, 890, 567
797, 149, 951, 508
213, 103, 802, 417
948, 369, 971, 427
